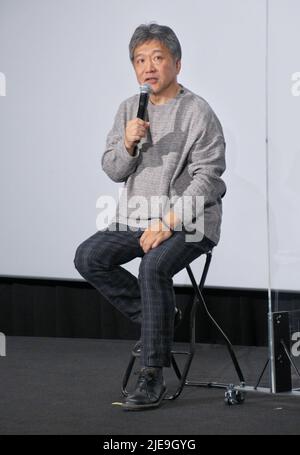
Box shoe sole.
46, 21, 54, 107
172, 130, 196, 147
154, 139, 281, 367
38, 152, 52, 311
122, 389, 168, 411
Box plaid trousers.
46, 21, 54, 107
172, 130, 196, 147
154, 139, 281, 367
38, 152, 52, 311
74, 222, 214, 367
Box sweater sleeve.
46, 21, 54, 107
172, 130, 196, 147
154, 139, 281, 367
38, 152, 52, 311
169, 108, 226, 229
101, 102, 141, 183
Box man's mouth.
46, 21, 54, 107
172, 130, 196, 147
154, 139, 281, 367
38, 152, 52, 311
145, 78, 158, 84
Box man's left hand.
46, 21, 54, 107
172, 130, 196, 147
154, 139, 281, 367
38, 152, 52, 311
139, 220, 173, 253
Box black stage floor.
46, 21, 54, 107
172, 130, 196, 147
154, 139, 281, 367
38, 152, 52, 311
0, 337, 300, 435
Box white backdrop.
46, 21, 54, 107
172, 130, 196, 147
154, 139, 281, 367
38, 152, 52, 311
0, 0, 270, 288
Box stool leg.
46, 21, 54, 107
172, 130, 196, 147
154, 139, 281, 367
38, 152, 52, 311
187, 260, 245, 384
165, 293, 198, 400
121, 354, 137, 397
165, 351, 195, 400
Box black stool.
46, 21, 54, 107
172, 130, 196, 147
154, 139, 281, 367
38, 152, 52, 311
121, 250, 246, 405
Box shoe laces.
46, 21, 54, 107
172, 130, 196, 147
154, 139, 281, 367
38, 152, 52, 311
133, 368, 159, 391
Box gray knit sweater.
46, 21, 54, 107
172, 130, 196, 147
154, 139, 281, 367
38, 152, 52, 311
101, 85, 226, 244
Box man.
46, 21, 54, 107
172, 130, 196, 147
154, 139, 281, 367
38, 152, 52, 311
74, 23, 226, 411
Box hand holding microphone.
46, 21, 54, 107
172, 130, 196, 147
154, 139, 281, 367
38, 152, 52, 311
124, 84, 151, 155
124, 119, 150, 154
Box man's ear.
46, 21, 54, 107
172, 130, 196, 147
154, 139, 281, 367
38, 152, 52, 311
176, 59, 181, 74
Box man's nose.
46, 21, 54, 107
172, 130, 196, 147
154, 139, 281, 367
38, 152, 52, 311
145, 57, 155, 72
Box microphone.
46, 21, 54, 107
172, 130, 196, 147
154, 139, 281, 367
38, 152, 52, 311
137, 84, 151, 120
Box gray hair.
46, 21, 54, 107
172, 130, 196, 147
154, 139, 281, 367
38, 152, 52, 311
129, 23, 182, 63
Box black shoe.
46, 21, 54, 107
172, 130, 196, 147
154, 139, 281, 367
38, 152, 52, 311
132, 307, 182, 356
123, 367, 167, 411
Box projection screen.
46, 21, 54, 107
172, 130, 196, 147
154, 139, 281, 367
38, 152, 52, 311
0, 0, 269, 288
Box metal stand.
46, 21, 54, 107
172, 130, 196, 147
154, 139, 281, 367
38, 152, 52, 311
255, 312, 300, 392
122, 251, 246, 405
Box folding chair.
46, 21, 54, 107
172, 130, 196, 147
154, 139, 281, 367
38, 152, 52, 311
121, 250, 246, 405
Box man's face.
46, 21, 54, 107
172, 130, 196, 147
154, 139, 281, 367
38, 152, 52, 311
132, 40, 181, 96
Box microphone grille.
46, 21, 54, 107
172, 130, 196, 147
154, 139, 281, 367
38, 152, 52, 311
140, 83, 151, 94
